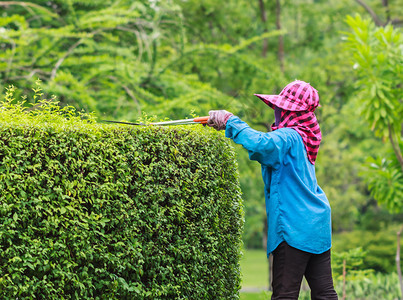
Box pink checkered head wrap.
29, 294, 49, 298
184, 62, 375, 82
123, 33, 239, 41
254, 80, 322, 164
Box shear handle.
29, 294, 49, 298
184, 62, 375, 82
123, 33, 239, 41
193, 116, 209, 124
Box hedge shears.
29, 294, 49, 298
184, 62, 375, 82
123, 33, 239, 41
101, 116, 209, 126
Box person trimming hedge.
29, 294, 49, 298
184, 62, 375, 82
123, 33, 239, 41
207, 80, 338, 299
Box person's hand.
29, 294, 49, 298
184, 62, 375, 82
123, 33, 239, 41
207, 110, 234, 131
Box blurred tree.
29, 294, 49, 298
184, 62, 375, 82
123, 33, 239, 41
0, 0, 164, 118
344, 14, 402, 212
344, 13, 402, 294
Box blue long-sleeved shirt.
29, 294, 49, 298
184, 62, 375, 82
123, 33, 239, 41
225, 116, 331, 255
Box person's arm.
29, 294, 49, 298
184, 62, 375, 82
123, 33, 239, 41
225, 116, 285, 167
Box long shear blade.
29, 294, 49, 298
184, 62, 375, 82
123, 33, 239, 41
101, 116, 209, 126
151, 116, 209, 126
101, 120, 144, 126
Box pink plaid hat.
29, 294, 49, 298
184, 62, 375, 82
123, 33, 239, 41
254, 80, 320, 112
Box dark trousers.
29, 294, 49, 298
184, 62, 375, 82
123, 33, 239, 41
271, 242, 338, 300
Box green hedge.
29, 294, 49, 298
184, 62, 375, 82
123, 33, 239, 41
0, 107, 243, 299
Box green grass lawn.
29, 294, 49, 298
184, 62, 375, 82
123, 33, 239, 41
240, 291, 271, 300
240, 249, 269, 288
240, 249, 271, 299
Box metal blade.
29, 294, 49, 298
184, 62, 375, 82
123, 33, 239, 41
150, 119, 194, 126
101, 120, 145, 126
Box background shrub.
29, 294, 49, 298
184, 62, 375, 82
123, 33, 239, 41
332, 225, 403, 273
0, 91, 244, 299
297, 273, 402, 300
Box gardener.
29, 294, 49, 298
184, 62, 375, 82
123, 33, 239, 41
207, 80, 338, 299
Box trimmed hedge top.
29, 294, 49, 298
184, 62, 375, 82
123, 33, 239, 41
0, 90, 244, 299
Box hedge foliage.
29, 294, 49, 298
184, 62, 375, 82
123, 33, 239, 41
0, 88, 244, 299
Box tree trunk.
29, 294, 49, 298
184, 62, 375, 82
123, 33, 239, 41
258, 0, 268, 57
355, 0, 383, 26
388, 123, 403, 173
275, 0, 284, 73
397, 225, 403, 298
295, 4, 300, 39
263, 217, 272, 290
270, 254, 273, 289
381, 0, 390, 24
342, 259, 346, 300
